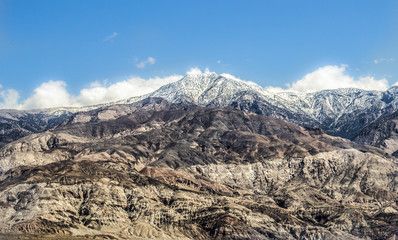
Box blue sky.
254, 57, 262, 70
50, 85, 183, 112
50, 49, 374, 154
1, 0, 398, 109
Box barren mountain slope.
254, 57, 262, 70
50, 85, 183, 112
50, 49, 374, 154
0, 98, 397, 239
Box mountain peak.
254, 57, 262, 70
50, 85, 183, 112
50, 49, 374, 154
140, 70, 265, 106
181, 68, 221, 86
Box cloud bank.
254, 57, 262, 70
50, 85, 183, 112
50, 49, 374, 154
0, 65, 395, 110
285, 65, 389, 93
0, 88, 20, 109
76, 74, 180, 106
1, 74, 182, 110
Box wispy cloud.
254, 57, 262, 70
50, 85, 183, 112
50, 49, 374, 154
103, 32, 118, 41
373, 58, 395, 64
136, 57, 156, 68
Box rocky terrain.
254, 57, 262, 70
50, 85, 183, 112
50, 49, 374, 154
0, 109, 72, 148
355, 110, 398, 157
0, 104, 109, 147
0, 98, 397, 239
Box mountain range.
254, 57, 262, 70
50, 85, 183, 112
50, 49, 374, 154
2, 71, 398, 146
1, 72, 398, 239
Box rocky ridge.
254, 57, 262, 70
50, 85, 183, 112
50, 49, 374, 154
0, 105, 107, 147
0, 109, 71, 148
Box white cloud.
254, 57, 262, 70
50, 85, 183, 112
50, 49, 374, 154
219, 65, 389, 94
284, 65, 389, 93
136, 57, 156, 68
0, 88, 20, 109
20, 81, 77, 109
217, 60, 221, 64
77, 74, 182, 106
104, 32, 118, 41
0, 74, 182, 109
374, 58, 394, 64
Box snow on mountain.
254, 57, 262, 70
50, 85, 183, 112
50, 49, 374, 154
114, 71, 398, 138
148, 70, 267, 106
113, 70, 269, 106
114, 71, 398, 139
2, 70, 398, 145
270, 88, 390, 138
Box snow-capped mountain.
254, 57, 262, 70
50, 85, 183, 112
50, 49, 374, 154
269, 88, 392, 139
2, 70, 398, 145
149, 71, 265, 106
116, 70, 267, 106
117, 70, 398, 139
